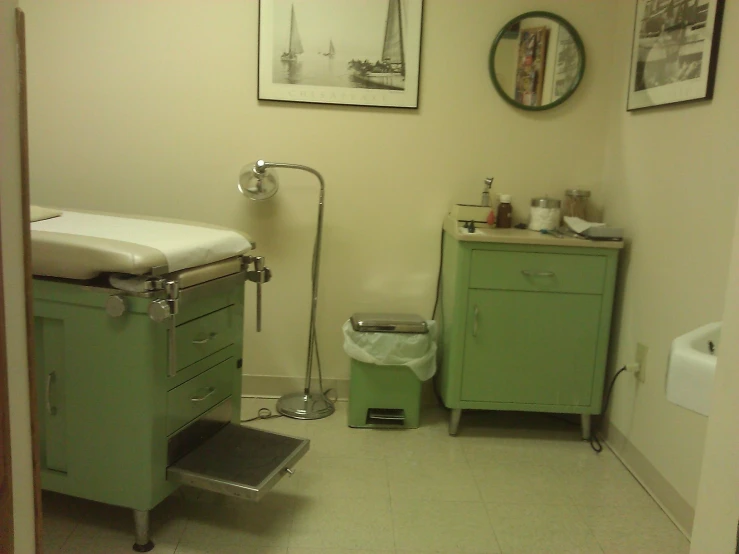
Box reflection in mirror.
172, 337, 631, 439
490, 13, 585, 110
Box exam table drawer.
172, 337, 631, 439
168, 424, 310, 502
469, 250, 606, 294
176, 306, 234, 372
167, 358, 233, 435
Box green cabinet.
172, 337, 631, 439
33, 278, 244, 512
439, 227, 620, 436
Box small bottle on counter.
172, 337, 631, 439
496, 194, 513, 228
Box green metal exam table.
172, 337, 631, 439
30, 207, 309, 552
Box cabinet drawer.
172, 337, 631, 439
167, 358, 234, 435
469, 250, 606, 294
176, 307, 234, 372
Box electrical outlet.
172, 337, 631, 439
636, 342, 648, 383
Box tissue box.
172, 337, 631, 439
450, 204, 491, 222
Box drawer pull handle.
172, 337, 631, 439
191, 387, 216, 402
192, 332, 218, 345
521, 270, 555, 278
46, 372, 57, 416
473, 305, 479, 337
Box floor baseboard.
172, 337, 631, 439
605, 421, 694, 539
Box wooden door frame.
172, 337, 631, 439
17, 7, 43, 553
0, 8, 43, 554
0, 204, 14, 554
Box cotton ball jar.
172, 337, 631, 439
528, 198, 562, 231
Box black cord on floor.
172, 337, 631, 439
431, 228, 445, 321
241, 407, 282, 423
589, 366, 627, 453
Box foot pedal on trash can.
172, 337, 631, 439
366, 408, 405, 426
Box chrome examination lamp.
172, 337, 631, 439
237, 160, 334, 420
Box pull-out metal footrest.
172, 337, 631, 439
167, 424, 309, 501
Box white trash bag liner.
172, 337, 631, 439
342, 320, 437, 382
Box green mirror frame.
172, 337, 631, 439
488, 11, 586, 111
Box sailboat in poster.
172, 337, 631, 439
320, 39, 336, 58
349, 0, 406, 90
280, 4, 303, 62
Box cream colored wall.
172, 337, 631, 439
1, 0, 36, 552
20, 0, 618, 384
601, 0, 739, 526
691, 196, 739, 552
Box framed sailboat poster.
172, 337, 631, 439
258, 0, 424, 108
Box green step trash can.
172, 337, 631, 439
343, 313, 437, 429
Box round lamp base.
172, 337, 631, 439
276, 392, 335, 420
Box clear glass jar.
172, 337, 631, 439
528, 198, 561, 231
562, 189, 591, 220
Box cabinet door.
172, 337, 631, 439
34, 317, 68, 472
461, 289, 601, 407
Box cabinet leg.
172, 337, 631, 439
132, 509, 154, 552
449, 408, 462, 436
580, 414, 591, 441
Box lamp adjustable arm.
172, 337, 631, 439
256, 161, 325, 394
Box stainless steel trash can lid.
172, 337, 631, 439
350, 313, 428, 334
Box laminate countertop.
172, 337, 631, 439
443, 216, 625, 250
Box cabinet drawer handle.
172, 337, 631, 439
521, 270, 555, 278
473, 305, 479, 337
191, 386, 216, 403
192, 332, 217, 345
46, 372, 58, 416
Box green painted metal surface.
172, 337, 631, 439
461, 289, 600, 406
348, 359, 422, 429
166, 357, 234, 435
34, 317, 68, 472
469, 250, 607, 294
439, 231, 619, 416
175, 306, 235, 373
33, 277, 245, 511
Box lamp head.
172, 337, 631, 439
238, 160, 279, 201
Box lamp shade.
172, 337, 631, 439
238, 161, 279, 201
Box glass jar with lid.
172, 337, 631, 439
529, 198, 561, 231
562, 189, 591, 220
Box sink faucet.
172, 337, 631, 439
481, 177, 494, 207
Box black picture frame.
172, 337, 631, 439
257, 0, 424, 109
627, 0, 725, 111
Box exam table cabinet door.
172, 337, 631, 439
167, 424, 310, 502
35, 317, 68, 472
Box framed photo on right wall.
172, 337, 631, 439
627, 0, 725, 111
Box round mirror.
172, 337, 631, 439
489, 12, 585, 111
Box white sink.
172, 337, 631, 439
666, 322, 721, 416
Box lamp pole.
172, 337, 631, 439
242, 161, 333, 420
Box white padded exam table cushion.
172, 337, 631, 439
31, 210, 252, 280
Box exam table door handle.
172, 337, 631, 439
46, 372, 58, 416
192, 332, 217, 345
521, 270, 555, 277
191, 387, 216, 403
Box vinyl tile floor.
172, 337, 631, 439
42, 399, 690, 554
